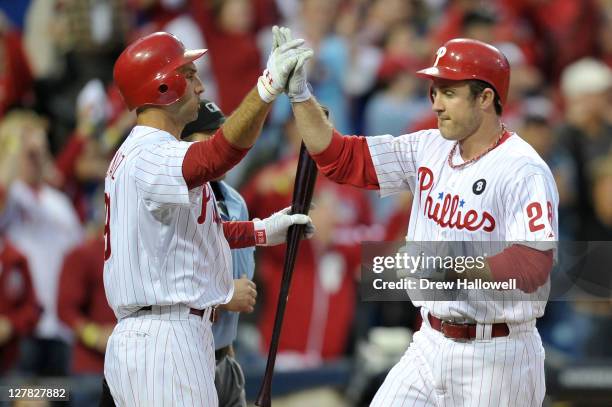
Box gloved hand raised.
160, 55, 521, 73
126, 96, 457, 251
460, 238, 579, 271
257, 26, 314, 103
272, 26, 313, 103
253, 206, 315, 246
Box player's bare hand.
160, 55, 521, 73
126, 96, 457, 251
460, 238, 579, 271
223, 275, 257, 313
253, 206, 315, 246
257, 26, 313, 103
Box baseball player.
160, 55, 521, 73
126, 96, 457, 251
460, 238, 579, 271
181, 99, 255, 407
103, 30, 313, 406
282, 27, 558, 407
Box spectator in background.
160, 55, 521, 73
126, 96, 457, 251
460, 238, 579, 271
0, 120, 41, 375
0, 110, 83, 376
23, 0, 69, 150
598, 7, 612, 68
364, 54, 429, 137
0, 10, 34, 115
57, 0, 128, 84
191, 0, 276, 113
279, 0, 351, 132
557, 58, 612, 239
460, 9, 497, 44
429, 0, 499, 47
56, 236, 110, 374
306, 0, 360, 133
362, 48, 428, 223
55, 79, 131, 223
0, 237, 41, 375
494, 42, 544, 129
543, 155, 612, 360
57, 187, 114, 406
519, 97, 578, 239
360, 0, 415, 46
583, 154, 612, 239
500, 0, 601, 82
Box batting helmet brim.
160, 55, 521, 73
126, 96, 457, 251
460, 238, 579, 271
178, 49, 208, 68
415, 66, 478, 82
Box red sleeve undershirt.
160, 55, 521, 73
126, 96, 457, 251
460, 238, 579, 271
222, 221, 256, 248
182, 128, 250, 190
57, 246, 89, 329
488, 245, 553, 293
310, 130, 380, 190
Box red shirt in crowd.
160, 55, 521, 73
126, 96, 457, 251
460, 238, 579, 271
190, 0, 276, 113
0, 239, 41, 373
0, 29, 33, 115
57, 237, 115, 374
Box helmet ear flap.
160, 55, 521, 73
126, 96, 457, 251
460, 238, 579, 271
151, 70, 188, 107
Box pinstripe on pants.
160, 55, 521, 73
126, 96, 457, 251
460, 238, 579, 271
104, 305, 218, 406
370, 314, 545, 407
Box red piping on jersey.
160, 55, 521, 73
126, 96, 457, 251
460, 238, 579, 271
310, 130, 380, 189
182, 128, 250, 190
498, 129, 512, 145
223, 221, 255, 248
488, 245, 552, 293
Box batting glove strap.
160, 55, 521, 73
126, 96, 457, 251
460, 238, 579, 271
253, 207, 314, 246
253, 220, 268, 245
257, 70, 280, 104
257, 37, 306, 104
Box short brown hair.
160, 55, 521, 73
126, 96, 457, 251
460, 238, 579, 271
468, 80, 503, 115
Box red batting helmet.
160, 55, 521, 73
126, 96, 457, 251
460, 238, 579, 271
416, 38, 510, 105
113, 32, 207, 111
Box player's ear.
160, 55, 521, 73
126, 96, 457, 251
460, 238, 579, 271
479, 88, 496, 111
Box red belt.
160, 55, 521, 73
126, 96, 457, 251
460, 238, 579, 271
427, 313, 509, 340
139, 306, 217, 323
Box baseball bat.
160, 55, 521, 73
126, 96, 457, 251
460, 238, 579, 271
255, 133, 322, 406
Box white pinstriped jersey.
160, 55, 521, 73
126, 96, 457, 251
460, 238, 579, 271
103, 125, 233, 320
367, 129, 559, 324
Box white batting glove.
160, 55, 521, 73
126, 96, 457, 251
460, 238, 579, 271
257, 26, 311, 103
253, 206, 315, 246
273, 26, 313, 103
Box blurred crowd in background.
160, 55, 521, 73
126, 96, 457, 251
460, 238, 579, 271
0, 0, 612, 405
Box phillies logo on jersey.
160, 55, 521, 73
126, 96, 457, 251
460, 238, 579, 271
197, 184, 221, 225
417, 167, 496, 232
